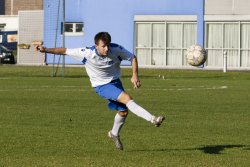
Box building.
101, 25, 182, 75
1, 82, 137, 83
205, 0, 250, 69
0, 0, 44, 64
2, 0, 43, 15
17, 10, 44, 65
42, 0, 250, 69
0, 0, 43, 32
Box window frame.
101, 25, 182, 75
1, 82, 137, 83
134, 20, 197, 66
62, 22, 84, 36
205, 15, 250, 68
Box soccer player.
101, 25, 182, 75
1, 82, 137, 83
36, 32, 165, 150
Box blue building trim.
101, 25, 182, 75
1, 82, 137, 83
44, 0, 205, 65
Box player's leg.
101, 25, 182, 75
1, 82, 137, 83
108, 101, 128, 150
117, 91, 165, 127
95, 80, 130, 150
95, 79, 165, 126
111, 110, 128, 136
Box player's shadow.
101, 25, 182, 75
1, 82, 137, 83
196, 144, 247, 154
129, 144, 249, 154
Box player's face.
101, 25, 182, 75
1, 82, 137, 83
95, 40, 109, 56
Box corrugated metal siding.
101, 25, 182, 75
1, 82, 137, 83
205, 0, 250, 15
18, 10, 44, 65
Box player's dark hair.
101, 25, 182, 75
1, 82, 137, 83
94, 32, 111, 45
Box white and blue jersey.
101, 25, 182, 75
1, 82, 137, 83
66, 43, 134, 111
66, 43, 135, 87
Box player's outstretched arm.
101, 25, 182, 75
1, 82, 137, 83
131, 56, 141, 89
36, 45, 66, 55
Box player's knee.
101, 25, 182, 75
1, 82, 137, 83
119, 110, 128, 117
118, 92, 133, 104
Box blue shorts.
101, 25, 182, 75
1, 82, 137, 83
94, 79, 128, 111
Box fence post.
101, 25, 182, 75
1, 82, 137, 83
223, 51, 227, 73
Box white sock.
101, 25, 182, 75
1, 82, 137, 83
111, 113, 126, 136
126, 100, 155, 122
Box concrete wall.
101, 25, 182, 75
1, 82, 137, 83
205, 0, 250, 15
18, 10, 44, 65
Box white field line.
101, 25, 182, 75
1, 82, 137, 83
0, 89, 88, 92
0, 86, 228, 92
40, 85, 90, 88
23, 89, 88, 92
126, 86, 228, 91
0, 78, 11, 80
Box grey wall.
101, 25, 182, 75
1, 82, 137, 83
18, 10, 44, 65
205, 0, 250, 15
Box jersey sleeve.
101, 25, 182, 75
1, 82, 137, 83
117, 45, 135, 61
65, 48, 88, 62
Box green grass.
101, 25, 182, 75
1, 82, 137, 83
0, 66, 249, 167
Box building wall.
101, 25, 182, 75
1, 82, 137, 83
205, 0, 250, 15
18, 10, 44, 65
204, 0, 250, 69
4, 0, 43, 15
0, 15, 18, 31
44, 0, 204, 65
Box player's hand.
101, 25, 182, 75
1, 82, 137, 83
36, 45, 46, 53
131, 75, 141, 89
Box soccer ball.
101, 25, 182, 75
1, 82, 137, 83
186, 45, 207, 66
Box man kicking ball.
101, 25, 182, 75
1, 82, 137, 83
36, 32, 165, 150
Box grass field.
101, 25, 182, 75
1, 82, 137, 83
0, 66, 249, 167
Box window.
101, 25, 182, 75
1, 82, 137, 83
62, 22, 84, 36
7, 34, 18, 43
205, 22, 250, 67
135, 21, 196, 66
